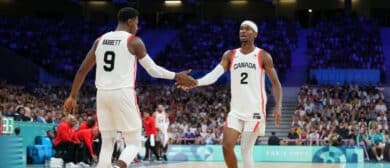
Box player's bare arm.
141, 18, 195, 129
128, 36, 196, 87
63, 39, 98, 113
262, 51, 282, 127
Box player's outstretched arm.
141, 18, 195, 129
262, 51, 283, 127
128, 36, 196, 87
178, 50, 233, 90
64, 39, 98, 113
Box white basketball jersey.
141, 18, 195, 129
229, 47, 267, 121
155, 112, 168, 129
95, 31, 136, 90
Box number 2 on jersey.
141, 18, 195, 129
241, 72, 248, 84
103, 51, 115, 72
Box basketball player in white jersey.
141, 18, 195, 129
178, 20, 282, 168
153, 104, 169, 161
63, 7, 196, 168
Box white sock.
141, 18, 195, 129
118, 144, 139, 166
97, 131, 115, 168
240, 132, 258, 168
118, 131, 141, 166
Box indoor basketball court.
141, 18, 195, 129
129, 162, 390, 168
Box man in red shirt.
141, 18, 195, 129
74, 127, 99, 163
143, 112, 160, 161
77, 116, 96, 131
54, 115, 78, 163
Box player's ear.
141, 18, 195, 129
129, 18, 137, 25
126, 19, 132, 27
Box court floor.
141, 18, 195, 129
130, 162, 390, 168
26, 161, 390, 168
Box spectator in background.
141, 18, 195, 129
369, 123, 385, 161
375, 99, 387, 114
22, 107, 33, 122
308, 127, 320, 146
287, 128, 299, 145
13, 106, 24, 121
74, 127, 99, 164
36, 109, 46, 123
183, 128, 195, 144
268, 132, 280, 145
356, 127, 370, 160
54, 115, 78, 164
78, 116, 96, 131
143, 112, 160, 161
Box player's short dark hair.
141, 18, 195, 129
117, 7, 139, 22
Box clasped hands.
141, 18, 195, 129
174, 69, 197, 90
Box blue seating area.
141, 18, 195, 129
310, 69, 380, 84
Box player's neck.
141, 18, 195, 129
240, 42, 256, 54
116, 25, 129, 33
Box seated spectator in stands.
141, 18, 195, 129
211, 128, 223, 144
22, 107, 33, 122
287, 128, 299, 145
74, 127, 99, 164
356, 126, 370, 160
326, 129, 343, 147
204, 129, 214, 145
308, 127, 320, 146
375, 99, 387, 114
35, 109, 46, 123
194, 128, 204, 145
183, 128, 195, 144
368, 123, 385, 161
377, 112, 388, 131
13, 106, 24, 121
54, 115, 78, 163
268, 132, 280, 145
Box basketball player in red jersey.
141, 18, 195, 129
63, 7, 196, 168
178, 20, 282, 168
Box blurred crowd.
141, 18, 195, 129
156, 19, 298, 79
308, 16, 384, 71
0, 82, 96, 125
137, 84, 230, 145
0, 82, 230, 145
289, 84, 389, 160
2, 80, 389, 152
0, 16, 145, 79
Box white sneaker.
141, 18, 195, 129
376, 156, 381, 161
380, 155, 384, 160
49, 158, 63, 168
78, 162, 90, 168
65, 162, 77, 168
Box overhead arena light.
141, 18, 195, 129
230, 0, 248, 5
165, 0, 182, 5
